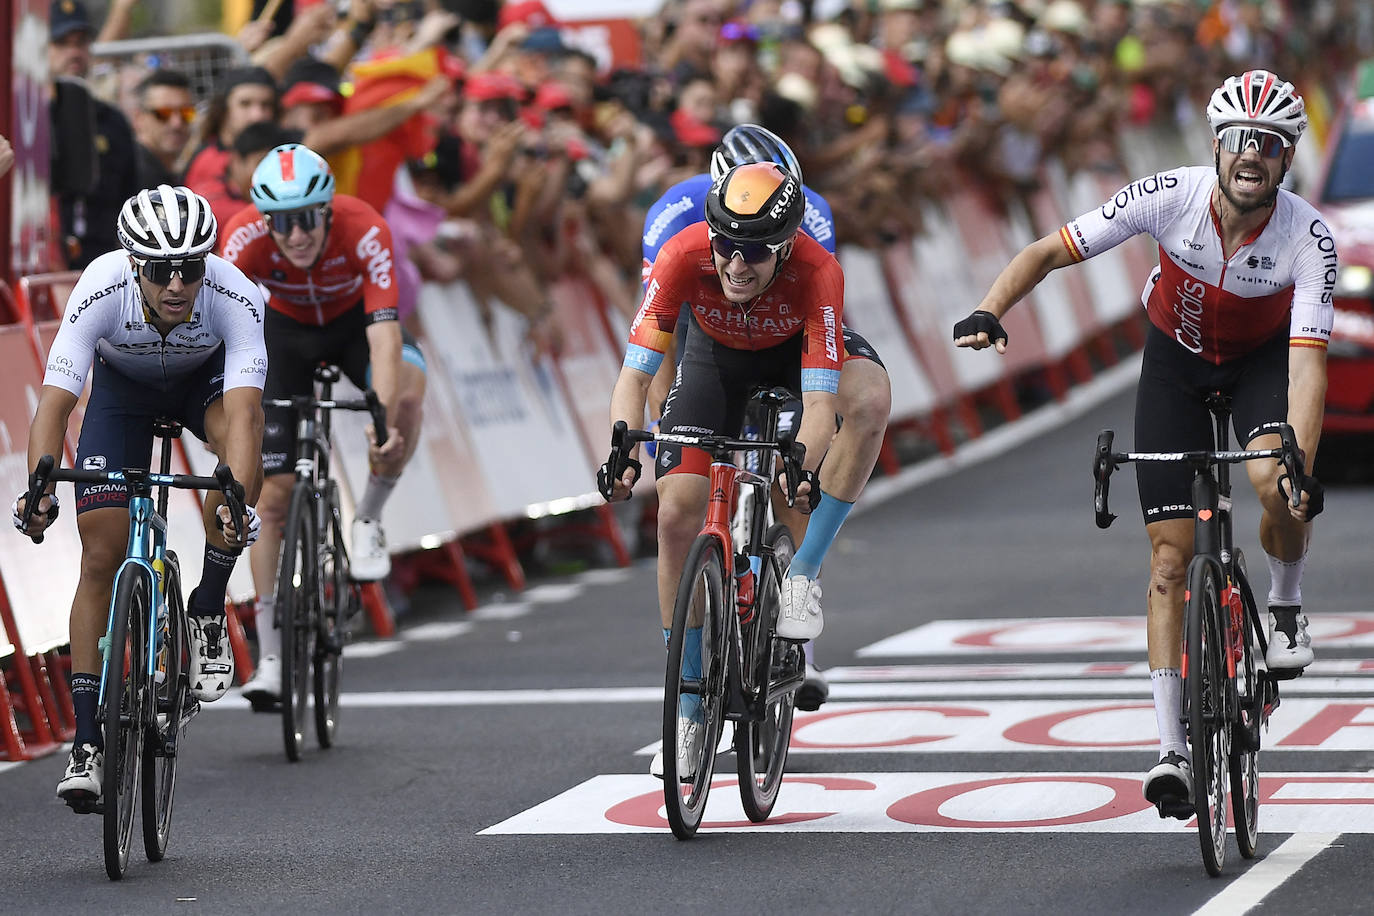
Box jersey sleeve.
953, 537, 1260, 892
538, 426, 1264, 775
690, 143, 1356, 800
42, 255, 126, 395
205, 256, 269, 391
346, 207, 401, 324
1288, 215, 1337, 350
1059, 168, 1189, 263
800, 257, 845, 394
625, 234, 692, 376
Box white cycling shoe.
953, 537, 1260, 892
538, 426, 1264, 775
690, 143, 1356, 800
1144, 752, 1194, 819
350, 517, 391, 581
776, 573, 823, 641
1266, 605, 1314, 672
188, 614, 234, 702
239, 653, 281, 712
650, 720, 732, 781
56, 742, 104, 806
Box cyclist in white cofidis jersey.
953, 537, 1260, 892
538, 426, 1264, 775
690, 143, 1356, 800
14, 185, 266, 806
953, 70, 1333, 815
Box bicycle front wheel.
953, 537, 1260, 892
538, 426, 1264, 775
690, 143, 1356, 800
663, 534, 728, 840
277, 483, 317, 762
1229, 551, 1262, 859
737, 524, 798, 822
103, 568, 149, 880
142, 553, 186, 862
1185, 558, 1229, 877
314, 490, 348, 749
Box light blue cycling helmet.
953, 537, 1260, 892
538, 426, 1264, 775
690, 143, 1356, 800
249, 143, 336, 213
710, 124, 803, 184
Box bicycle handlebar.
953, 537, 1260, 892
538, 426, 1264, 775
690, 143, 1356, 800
601, 420, 808, 506
22, 454, 248, 545
1092, 423, 1304, 529
263, 388, 389, 448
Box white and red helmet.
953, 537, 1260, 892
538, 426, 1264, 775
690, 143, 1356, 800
1205, 70, 1307, 142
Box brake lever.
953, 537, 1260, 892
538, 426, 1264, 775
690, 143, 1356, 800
213, 463, 248, 541
599, 421, 628, 500
1093, 429, 1117, 529
1277, 423, 1302, 509
23, 454, 55, 544
364, 389, 389, 448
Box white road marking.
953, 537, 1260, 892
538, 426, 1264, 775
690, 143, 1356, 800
522, 583, 584, 603
342, 641, 404, 659
1192, 832, 1338, 916
404, 621, 474, 641
471, 602, 532, 620
578, 568, 637, 587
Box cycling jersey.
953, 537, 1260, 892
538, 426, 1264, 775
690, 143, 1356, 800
218, 194, 399, 327
641, 174, 836, 280
628, 222, 845, 394
43, 250, 267, 395
1059, 166, 1336, 364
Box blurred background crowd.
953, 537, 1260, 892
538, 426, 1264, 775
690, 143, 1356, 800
33, 0, 1374, 339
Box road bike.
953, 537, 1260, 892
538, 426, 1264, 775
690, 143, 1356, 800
603, 387, 808, 840
22, 422, 247, 880
1092, 393, 1300, 876
263, 364, 386, 762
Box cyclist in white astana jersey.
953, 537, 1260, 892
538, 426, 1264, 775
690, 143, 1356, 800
42, 250, 268, 392
953, 71, 1331, 815
13, 185, 266, 809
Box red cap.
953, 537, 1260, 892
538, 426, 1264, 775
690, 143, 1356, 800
281, 82, 343, 109
498, 0, 557, 30
464, 71, 526, 103
670, 108, 721, 148
533, 81, 574, 111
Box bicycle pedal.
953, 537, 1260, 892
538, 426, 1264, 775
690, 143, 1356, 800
1269, 667, 1304, 681
1155, 797, 1194, 821
245, 693, 281, 714
63, 793, 103, 815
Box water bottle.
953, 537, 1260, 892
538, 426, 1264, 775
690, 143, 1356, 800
734, 554, 755, 624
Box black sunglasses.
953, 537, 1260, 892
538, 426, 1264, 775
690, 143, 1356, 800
267, 207, 325, 235
710, 235, 782, 264
136, 256, 206, 286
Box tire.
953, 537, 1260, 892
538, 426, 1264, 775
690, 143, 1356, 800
142, 553, 185, 862
103, 568, 148, 881
1185, 558, 1228, 877
314, 489, 347, 749
1229, 552, 1262, 860
663, 534, 728, 840
277, 484, 316, 763
737, 524, 798, 822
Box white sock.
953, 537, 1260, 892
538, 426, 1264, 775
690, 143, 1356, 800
1151, 668, 1186, 758
255, 596, 280, 660
355, 472, 399, 521
1266, 551, 1306, 606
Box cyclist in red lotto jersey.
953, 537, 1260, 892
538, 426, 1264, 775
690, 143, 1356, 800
953, 71, 1332, 813
603, 161, 850, 777
219, 143, 427, 707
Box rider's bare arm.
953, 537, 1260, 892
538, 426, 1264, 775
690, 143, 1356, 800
1286, 345, 1328, 476
796, 390, 839, 474
973, 233, 1078, 322
364, 320, 404, 426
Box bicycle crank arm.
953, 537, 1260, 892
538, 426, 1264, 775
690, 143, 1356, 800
764, 670, 806, 706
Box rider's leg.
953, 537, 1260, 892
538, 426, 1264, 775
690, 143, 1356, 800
1246, 432, 1315, 668
1144, 517, 1194, 809
248, 473, 294, 661
655, 472, 710, 630
68, 507, 129, 743
356, 358, 425, 518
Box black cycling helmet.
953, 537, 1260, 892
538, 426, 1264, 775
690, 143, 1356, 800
704, 162, 805, 246
710, 123, 802, 183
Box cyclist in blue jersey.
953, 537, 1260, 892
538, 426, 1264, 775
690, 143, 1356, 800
636, 124, 891, 721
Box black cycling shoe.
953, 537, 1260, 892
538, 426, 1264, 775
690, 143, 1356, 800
1144, 752, 1194, 820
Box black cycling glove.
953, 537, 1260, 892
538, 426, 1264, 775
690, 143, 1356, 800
597, 454, 642, 501
953, 310, 1009, 347
1288, 473, 1325, 519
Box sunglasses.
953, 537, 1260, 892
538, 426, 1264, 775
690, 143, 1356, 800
710, 235, 785, 264
145, 105, 196, 123
266, 207, 326, 235
136, 256, 206, 286
1218, 126, 1290, 158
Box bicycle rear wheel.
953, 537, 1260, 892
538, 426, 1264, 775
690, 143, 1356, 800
663, 534, 728, 840
277, 484, 317, 762
103, 568, 148, 880
1229, 552, 1262, 859
142, 553, 186, 862
314, 490, 348, 749
1185, 559, 1229, 877
737, 524, 798, 822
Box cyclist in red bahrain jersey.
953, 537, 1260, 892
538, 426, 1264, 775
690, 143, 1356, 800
953, 70, 1333, 814
220, 143, 427, 708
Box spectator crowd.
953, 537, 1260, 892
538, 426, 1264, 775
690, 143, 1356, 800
11, 0, 1374, 339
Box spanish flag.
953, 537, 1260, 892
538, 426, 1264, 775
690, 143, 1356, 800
332, 47, 448, 212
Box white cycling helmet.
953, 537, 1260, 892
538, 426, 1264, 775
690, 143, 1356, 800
1205, 70, 1307, 142
117, 184, 218, 260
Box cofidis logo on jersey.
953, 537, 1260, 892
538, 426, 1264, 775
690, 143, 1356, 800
1100, 172, 1179, 220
